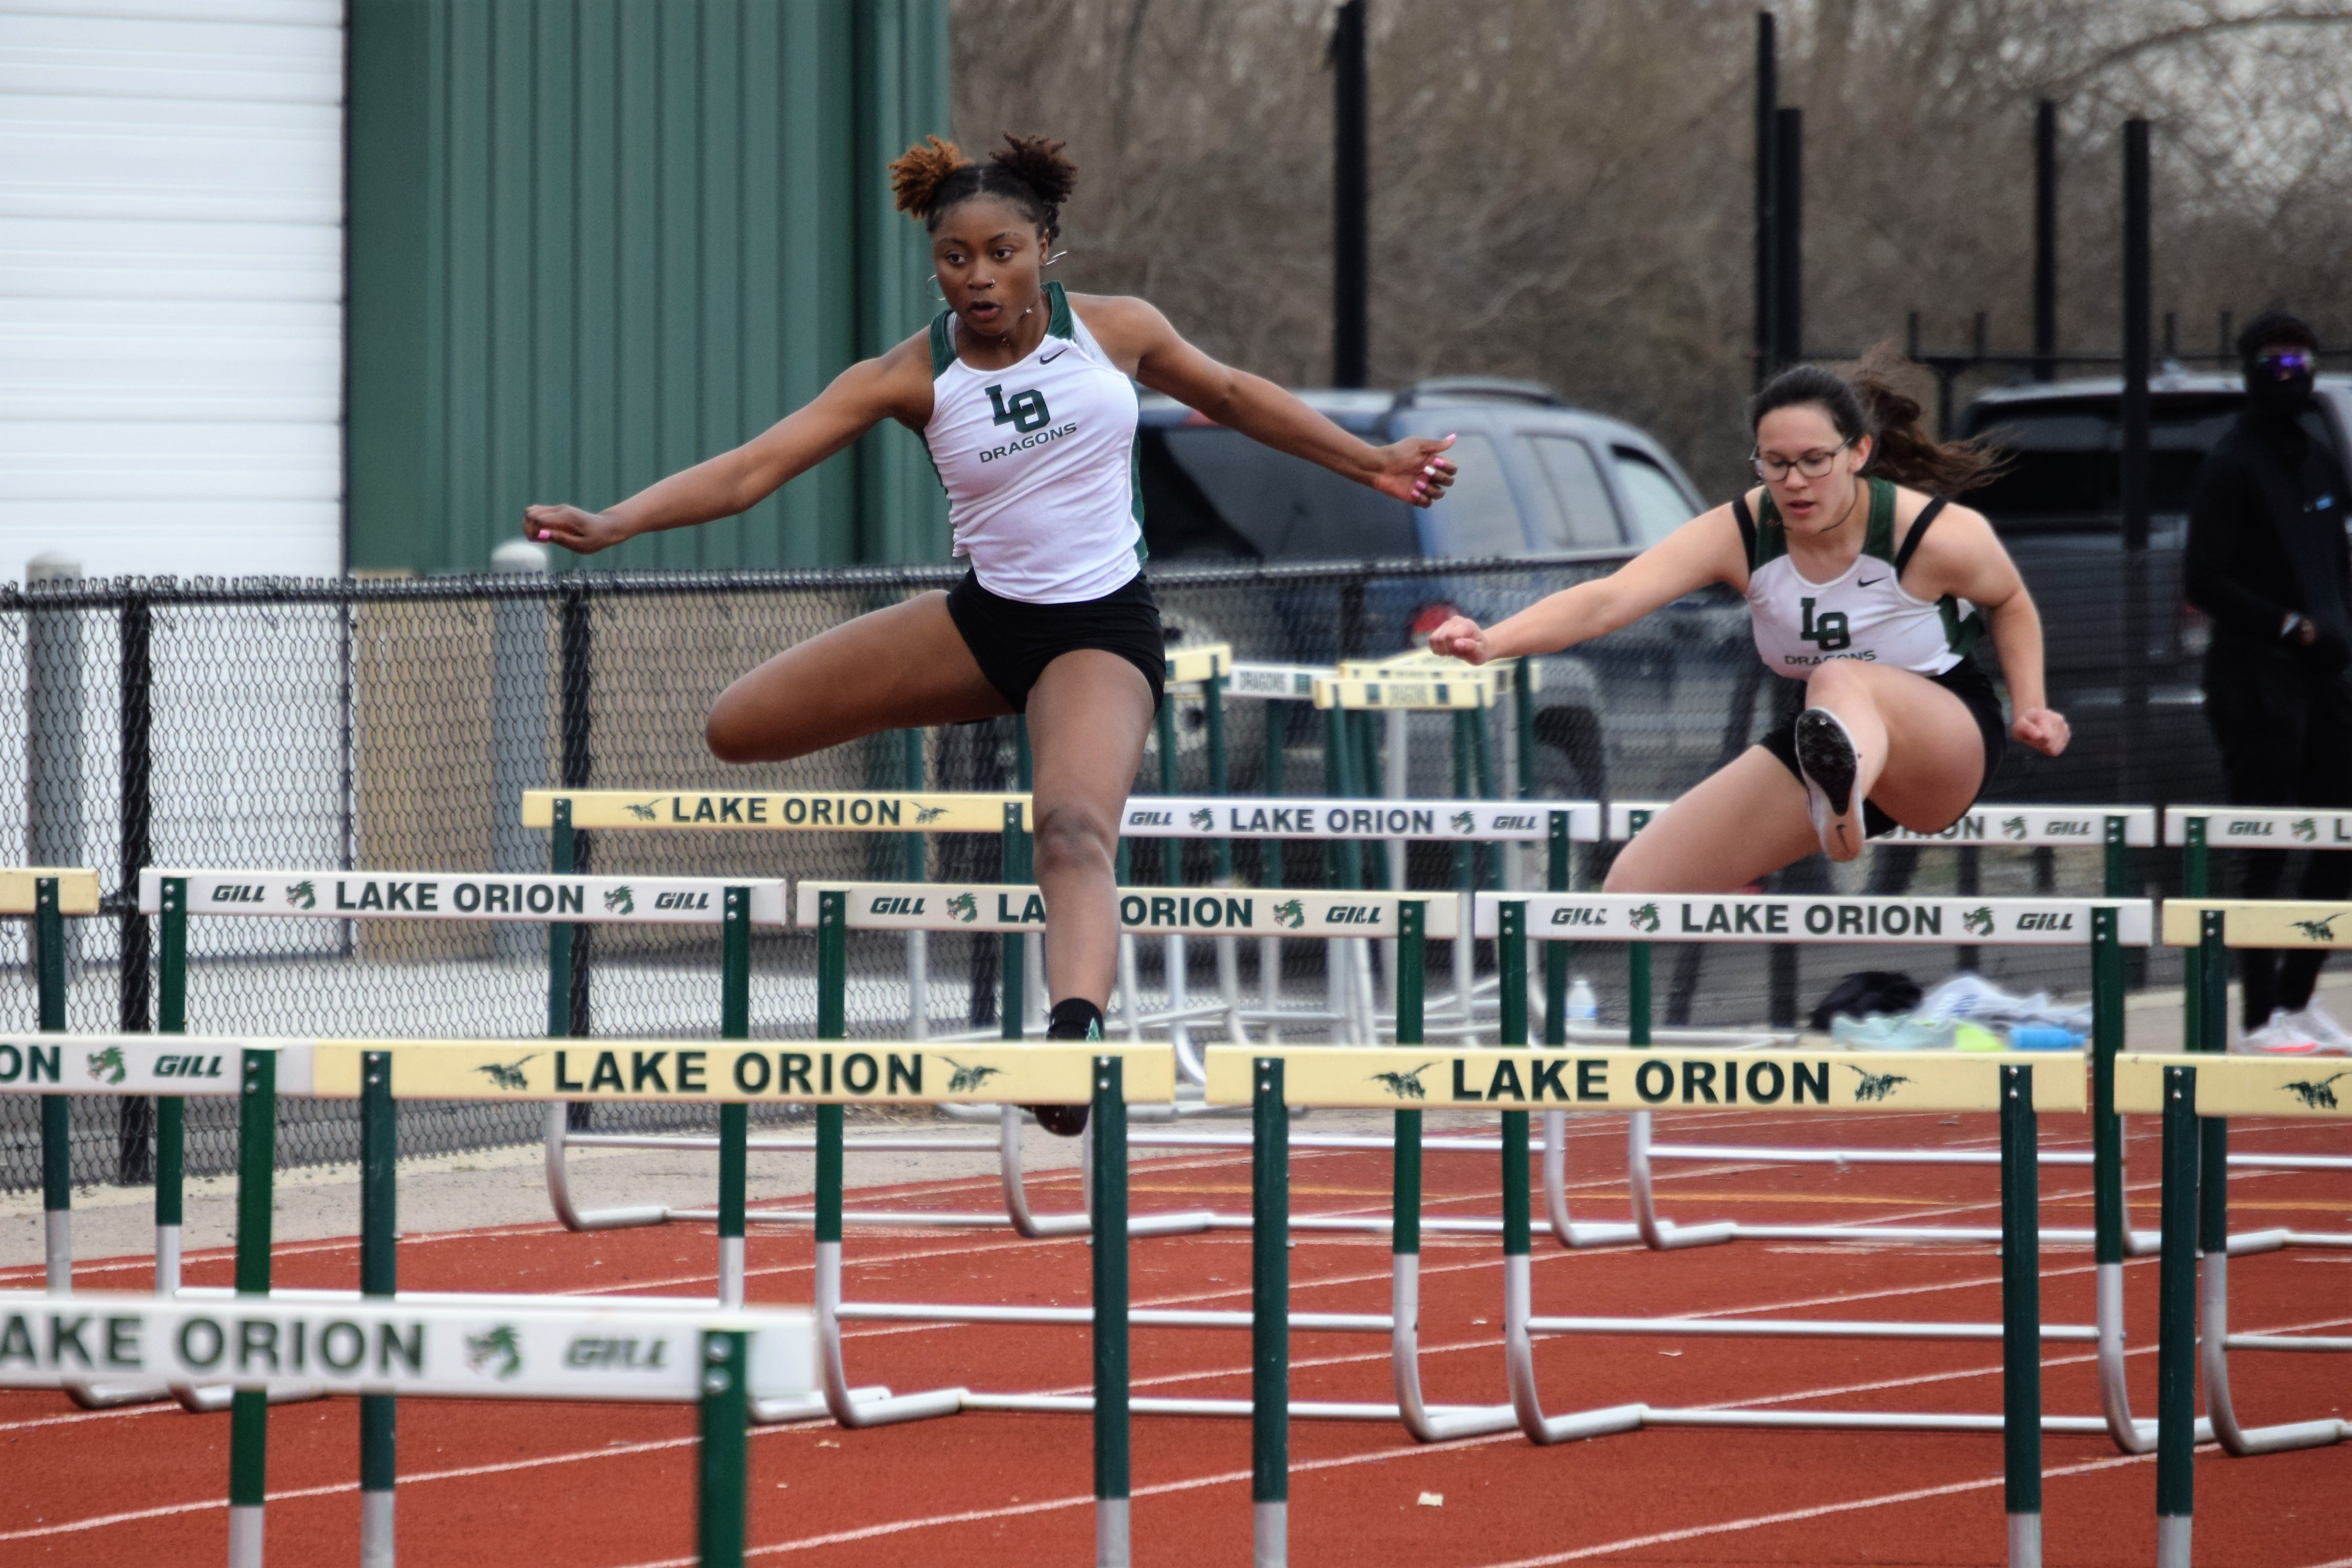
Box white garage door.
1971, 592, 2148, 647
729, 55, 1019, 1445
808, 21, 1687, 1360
0, 0, 343, 583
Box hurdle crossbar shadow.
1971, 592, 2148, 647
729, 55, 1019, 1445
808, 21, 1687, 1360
0, 1283, 810, 1568
137, 868, 789, 1312
1597, 805, 2164, 1253
1474, 891, 2209, 1458
1214, 1042, 2080, 1568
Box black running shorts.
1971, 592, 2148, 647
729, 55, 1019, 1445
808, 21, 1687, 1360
944, 568, 1166, 714
1757, 657, 2008, 838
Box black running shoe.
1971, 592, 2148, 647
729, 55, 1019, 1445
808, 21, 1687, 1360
1027, 1004, 1103, 1137
1793, 706, 1863, 860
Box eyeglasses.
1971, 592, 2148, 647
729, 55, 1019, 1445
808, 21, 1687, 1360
1751, 438, 1853, 481
2255, 351, 2317, 380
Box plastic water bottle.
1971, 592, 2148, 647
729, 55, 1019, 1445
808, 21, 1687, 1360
1566, 977, 1599, 1031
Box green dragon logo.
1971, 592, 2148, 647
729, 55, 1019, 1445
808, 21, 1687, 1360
602, 885, 635, 915
1369, 1062, 1438, 1100
943, 1057, 1004, 1093
1190, 807, 1215, 831
1451, 811, 1476, 834
2002, 815, 2029, 841
914, 804, 949, 824
2291, 913, 2342, 943
1848, 1065, 1913, 1103
2293, 817, 2319, 843
466, 1325, 525, 1380
87, 1045, 126, 1086
474, 1055, 538, 1092
624, 800, 660, 821
1628, 902, 1661, 934
285, 879, 317, 911
1273, 898, 1306, 930
2283, 1072, 2346, 1110
1963, 906, 1996, 937
946, 891, 978, 924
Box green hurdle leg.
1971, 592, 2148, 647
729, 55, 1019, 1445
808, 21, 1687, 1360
228, 1046, 278, 1568
719, 888, 751, 1307
156, 877, 187, 1292
360, 1048, 397, 1568
2090, 908, 2127, 1268
1393, 901, 1426, 1334
2155, 1065, 2198, 1568
37, 876, 69, 1291
1091, 1055, 1130, 1568
1001, 802, 1028, 1039
699, 1328, 749, 1568
1251, 1056, 1288, 1567
1999, 1063, 2042, 1568
1543, 812, 1569, 1042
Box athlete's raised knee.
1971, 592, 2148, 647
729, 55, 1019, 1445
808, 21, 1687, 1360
1803, 659, 1871, 706
1032, 800, 1117, 878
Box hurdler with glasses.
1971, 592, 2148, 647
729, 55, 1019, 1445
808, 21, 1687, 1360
1431, 346, 2067, 890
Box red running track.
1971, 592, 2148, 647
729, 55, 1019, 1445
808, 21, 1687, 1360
2, 1106, 2348, 1566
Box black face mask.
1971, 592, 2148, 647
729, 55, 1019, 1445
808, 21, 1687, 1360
2246, 355, 2316, 419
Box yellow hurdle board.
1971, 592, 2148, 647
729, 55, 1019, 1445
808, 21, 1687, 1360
521, 789, 1028, 833
2159, 899, 2352, 949
1336, 650, 1529, 687
1163, 643, 1233, 685
2112, 1051, 2352, 1119
0, 868, 103, 917
313, 1039, 1174, 1107
1203, 1045, 2084, 1115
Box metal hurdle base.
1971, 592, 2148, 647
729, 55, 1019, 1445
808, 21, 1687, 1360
2199, 1251, 2352, 1454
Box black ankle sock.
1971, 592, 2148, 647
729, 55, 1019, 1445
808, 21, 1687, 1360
1047, 998, 1104, 1040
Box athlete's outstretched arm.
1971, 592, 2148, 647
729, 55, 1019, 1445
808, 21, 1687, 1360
1899, 504, 2069, 757
1428, 506, 1745, 663
1074, 295, 1458, 507
524, 337, 936, 554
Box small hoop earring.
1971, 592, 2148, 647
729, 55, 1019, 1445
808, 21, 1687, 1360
927, 275, 946, 301
1041, 249, 1067, 268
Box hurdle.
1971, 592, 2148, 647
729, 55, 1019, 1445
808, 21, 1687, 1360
1213, 1039, 2075, 1568
801, 895, 1534, 1450
2168, 803, 2352, 1056
2116, 1051, 2352, 1568
1475, 890, 2206, 1459
3, 868, 102, 1288
0, 1281, 811, 1568
136, 868, 788, 1311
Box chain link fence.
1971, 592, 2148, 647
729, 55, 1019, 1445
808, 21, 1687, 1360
2, 551, 2214, 1191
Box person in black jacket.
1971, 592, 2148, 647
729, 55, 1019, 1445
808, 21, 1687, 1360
2185, 310, 2352, 1053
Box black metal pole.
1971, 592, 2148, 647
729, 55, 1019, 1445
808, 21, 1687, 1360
1331, 0, 1368, 388
558, 579, 594, 1038
1772, 106, 1804, 369
2120, 119, 2152, 815
1754, 10, 1778, 384
117, 593, 154, 1183
2033, 99, 2057, 382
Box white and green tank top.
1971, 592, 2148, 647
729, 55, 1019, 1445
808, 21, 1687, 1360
1736, 477, 1985, 677
922, 281, 1144, 603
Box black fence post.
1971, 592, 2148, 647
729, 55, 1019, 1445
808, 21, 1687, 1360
558, 578, 594, 1040
2033, 98, 2057, 382
1753, 10, 1778, 384
1771, 106, 1803, 370
117, 591, 154, 1183
1330, 0, 1368, 389
2120, 118, 2152, 846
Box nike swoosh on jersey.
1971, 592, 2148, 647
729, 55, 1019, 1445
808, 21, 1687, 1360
1040, 347, 1067, 364
1857, 575, 1884, 587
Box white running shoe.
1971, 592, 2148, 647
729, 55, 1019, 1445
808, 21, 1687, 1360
2236, 1009, 2323, 1055
1793, 706, 1865, 861
2277, 1002, 2352, 1054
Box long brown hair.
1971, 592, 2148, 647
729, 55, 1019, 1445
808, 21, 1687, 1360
1749, 344, 2006, 494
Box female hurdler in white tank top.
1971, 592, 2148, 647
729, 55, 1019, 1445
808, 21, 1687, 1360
922, 281, 1144, 604
1737, 476, 1985, 677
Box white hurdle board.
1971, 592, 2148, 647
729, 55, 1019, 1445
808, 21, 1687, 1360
2165, 807, 2352, 849
800, 882, 1461, 939
0, 1291, 814, 1405
139, 868, 787, 926
1118, 797, 1599, 842
0, 1034, 312, 1095
1476, 892, 2154, 947
1605, 801, 2159, 848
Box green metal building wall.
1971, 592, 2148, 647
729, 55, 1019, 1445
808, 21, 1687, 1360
347, 0, 951, 573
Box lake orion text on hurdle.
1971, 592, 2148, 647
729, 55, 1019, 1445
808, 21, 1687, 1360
1537, 897, 2081, 939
